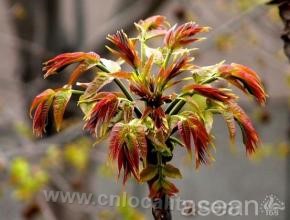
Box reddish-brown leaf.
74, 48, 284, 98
32, 97, 54, 137
228, 102, 259, 155
30, 89, 55, 117
219, 63, 267, 105
222, 111, 236, 143
157, 56, 192, 90
178, 119, 192, 156
107, 31, 140, 68
164, 22, 209, 49
184, 84, 236, 102
43, 52, 100, 79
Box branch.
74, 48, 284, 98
3, 122, 85, 160
268, 0, 290, 61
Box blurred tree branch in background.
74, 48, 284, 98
268, 2, 290, 220
268, 0, 290, 61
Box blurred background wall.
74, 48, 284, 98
0, 0, 289, 219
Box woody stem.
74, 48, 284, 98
147, 139, 172, 220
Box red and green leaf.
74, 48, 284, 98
149, 180, 162, 198
163, 164, 182, 179
53, 88, 72, 132
140, 165, 158, 182
177, 114, 211, 168
80, 72, 114, 101
84, 93, 119, 137
109, 122, 147, 184
149, 179, 179, 198
162, 179, 179, 196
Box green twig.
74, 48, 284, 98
163, 48, 173, 69
71, 90, 84, 95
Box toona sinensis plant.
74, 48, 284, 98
30, 16, 267, 219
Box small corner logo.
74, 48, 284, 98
260, 194, 285, 216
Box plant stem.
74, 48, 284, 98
163, 48, 173, 69
146, 140, 172, 220
71, 90, 84, 95
169, 100, 186, 115
165, 92, 190, 115
152, 194, 172, 220
165, 98, 180, 114
168, 136, 184, 146
141, 37, 146, 66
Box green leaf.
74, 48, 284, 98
140, 165, 158, 182
79, 102, 95, 120
163, 164, 182, 179
190, 94, 207, 112
168, 136, 184, 147
172, 48, 197, 61
144, 46, 163, 65
100, 58, 121, 72
53, 88, 72, 131
204, 110, 213, 133
168, 115, 180, 129
122, 101, 134, 123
